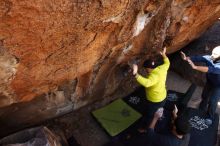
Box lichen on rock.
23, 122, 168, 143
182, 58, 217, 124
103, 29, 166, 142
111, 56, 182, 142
0, 46, 18, 107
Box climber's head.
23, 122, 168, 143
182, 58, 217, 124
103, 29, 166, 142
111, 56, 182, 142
143, 56, 163, 72
143, 59, 156, 69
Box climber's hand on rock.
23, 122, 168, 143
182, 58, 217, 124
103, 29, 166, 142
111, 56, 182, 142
160, 47, 167, 58
132, 64, 138, 75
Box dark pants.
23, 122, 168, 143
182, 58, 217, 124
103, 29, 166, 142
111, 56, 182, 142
139, 99, 166, 128
144, 99, 166, 117
199, 82, 220, 119
178, 84, 197, 116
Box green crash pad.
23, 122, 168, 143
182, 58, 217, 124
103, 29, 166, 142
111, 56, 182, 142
92, 99, 142, 136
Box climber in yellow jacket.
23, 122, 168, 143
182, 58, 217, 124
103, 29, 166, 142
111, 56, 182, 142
132, 47, 170, 130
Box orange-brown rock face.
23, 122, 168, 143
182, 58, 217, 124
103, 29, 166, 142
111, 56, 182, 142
0, 0, 220, 108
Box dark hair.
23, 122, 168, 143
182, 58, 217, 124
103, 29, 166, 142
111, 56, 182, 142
174, 116, 190, 135
143, 56, 163, 69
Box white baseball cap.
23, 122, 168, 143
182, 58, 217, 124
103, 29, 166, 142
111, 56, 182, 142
211, 46, 220, 59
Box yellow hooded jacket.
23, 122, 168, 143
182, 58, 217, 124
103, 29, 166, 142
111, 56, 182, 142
135, 57, 170, 102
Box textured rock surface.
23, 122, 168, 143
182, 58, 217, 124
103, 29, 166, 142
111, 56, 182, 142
0, 1, 220, 137
0, 0, 220, 108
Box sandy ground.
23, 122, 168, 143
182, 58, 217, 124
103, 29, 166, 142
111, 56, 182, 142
47, 71, 220, 146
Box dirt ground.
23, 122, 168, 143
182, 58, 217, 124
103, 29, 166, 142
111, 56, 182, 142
45, 71, 220, 146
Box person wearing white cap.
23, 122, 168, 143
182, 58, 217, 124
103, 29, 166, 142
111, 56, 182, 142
181, 46, 220, 125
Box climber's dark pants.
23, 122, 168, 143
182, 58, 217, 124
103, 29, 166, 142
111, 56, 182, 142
139, 99, 166, 128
